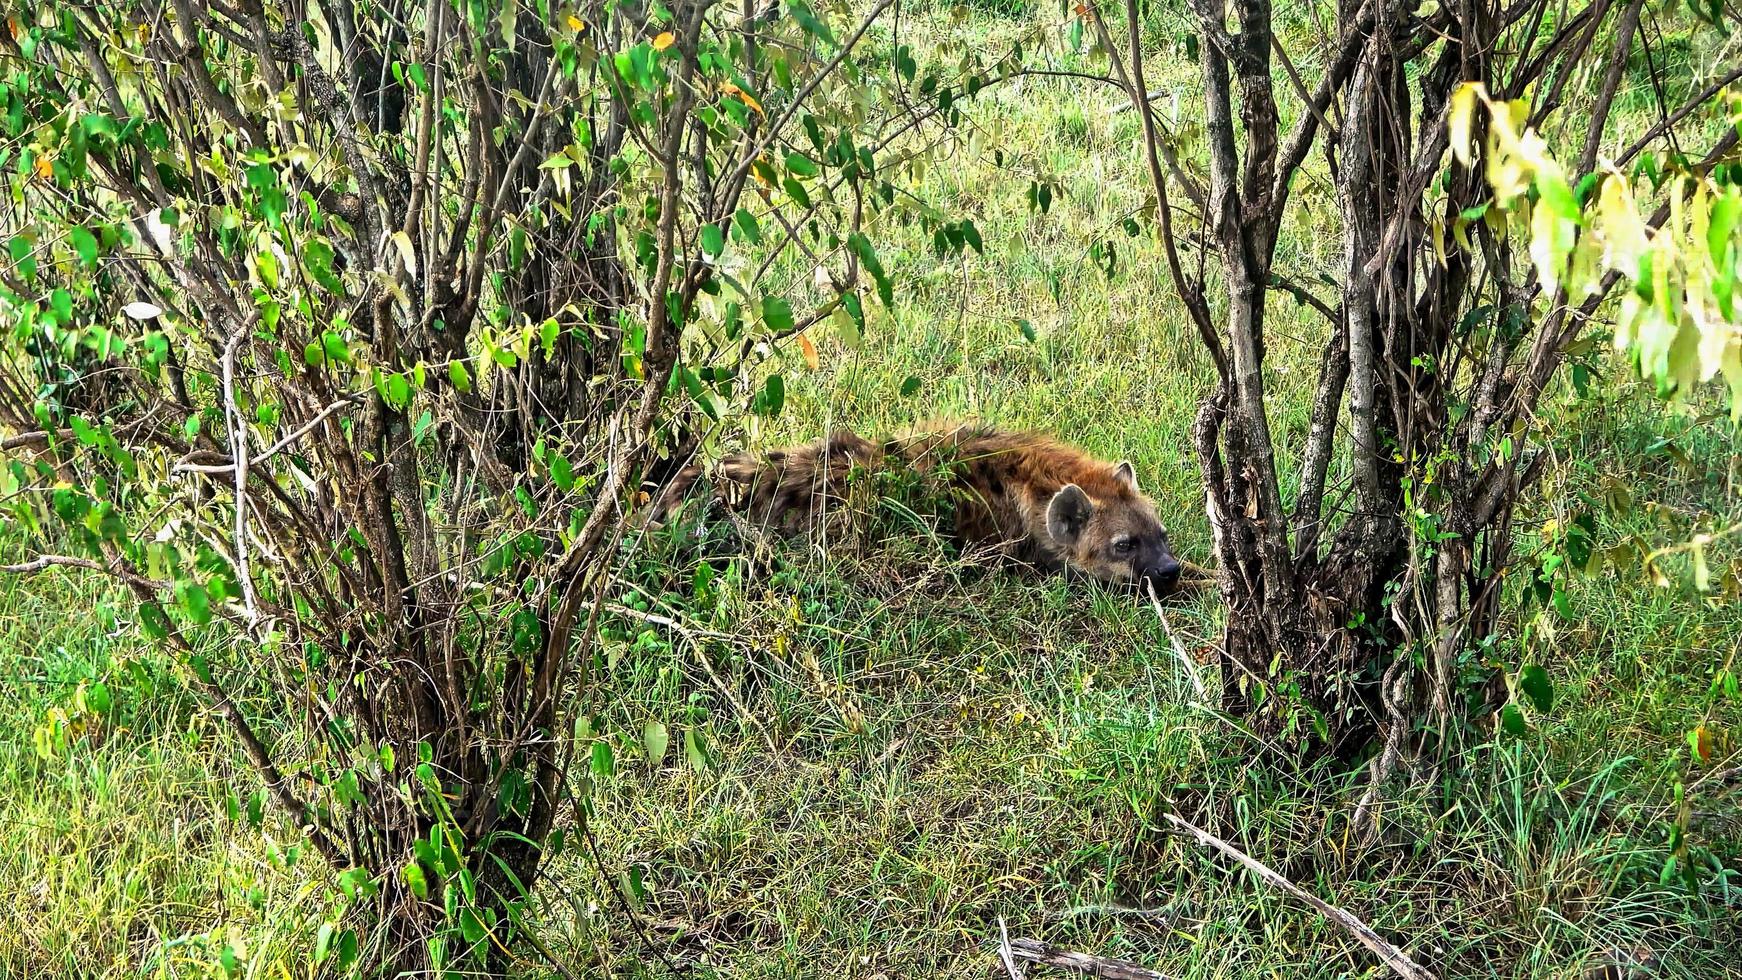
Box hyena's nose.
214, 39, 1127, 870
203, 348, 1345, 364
1144, 558, 1182, 591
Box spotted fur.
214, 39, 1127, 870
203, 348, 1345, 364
650, 421, 1198, 594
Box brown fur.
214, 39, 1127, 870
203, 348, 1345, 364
650, 420, 1204, 594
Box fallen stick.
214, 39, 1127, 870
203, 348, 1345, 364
1162, 813, 1436, 980
1145, 580, 1207, 699
1005, 938, 1174, 980
997, 918, 1025, 980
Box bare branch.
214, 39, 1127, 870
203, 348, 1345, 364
1271, 0, 1380, 221
1577, 0, 1643, 175
1005, 938, 1175, 980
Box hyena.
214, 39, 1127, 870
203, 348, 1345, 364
649, 421, 1197, 595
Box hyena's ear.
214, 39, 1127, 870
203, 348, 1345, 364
1112, 460, 1138, 491
1046, 484, 1094, 546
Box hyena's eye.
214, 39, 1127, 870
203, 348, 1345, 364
1113, 538, 1135, 555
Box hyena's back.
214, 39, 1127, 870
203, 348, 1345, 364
651, 424, 979, 535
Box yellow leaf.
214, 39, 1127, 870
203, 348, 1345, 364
1449, 82, 1480, 167
1530, 200, 1573, 298
566, 14, 585, 31
1690, 724, 1714, 764
797, 333, 819, 370
1453, 216, 1473, 253
33, 155, 52, 180
720, 80, 764, 117
1597, 174, 1648, 271
652, 31, 675, 51
390, 230, 417, 277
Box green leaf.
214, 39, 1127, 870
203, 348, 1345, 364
701, 223, 725, 257
685, 727, 708, 770
1519, 664, 1553, 713
181, 583, 212, 625
384, 373, 411, 410
895, 45, 917, 84
303, 240, 345, 294
459, 909, 487, 945
733, 207, 762, 244
321, 332, 349, 365
643, 720, 669, 764
960, 220, 983, 254
900, 375, 922, 397
1535, 171, 1582, 223
847, 233, 892, 306
785, 152, 820, 177
402, 860, 430, 900
787, 0, 836, 45
70, 226, 98, 267
254, 248, 279, 289
9, 235, 36, 280
753, 374, 785, 417
762, 294, 794, 333
1708, 190, 1740, 269
139, 602, 170, 640
1499, 703, 1528, 737
591, 740, 615, 779
314, 924, 335, 964
449, 359, 472, 392
539, 317, 561, 357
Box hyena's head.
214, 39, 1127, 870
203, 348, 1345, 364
1044, 461, 1182, 594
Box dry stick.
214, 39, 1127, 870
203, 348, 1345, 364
1161, 814, 1436, 980
173, 395, 363, 475
219, 327, 258, 622
997, 917, 1026, 980
1144, 580, 1207, 699
1, 554, 167, 591
1004, 938, 1175, 980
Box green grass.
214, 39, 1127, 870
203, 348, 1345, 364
0, 567, 339, 977
5, 5, 1742, 978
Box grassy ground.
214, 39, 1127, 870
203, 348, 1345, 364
4, 3, 1741, 978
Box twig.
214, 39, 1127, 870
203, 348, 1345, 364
1, 554, 168, 591
173, 395, 363, 475
1145, 581, 1206, 700
219, 327, 259, 623
1161, 813, 1436, 980
997, 918, 1026, 980
1004, 938, 1174, 980
1614, 61, 1742, 168
1108, 89, 1167, 113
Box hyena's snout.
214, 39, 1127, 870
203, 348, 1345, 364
1141, 554, 1182, 593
